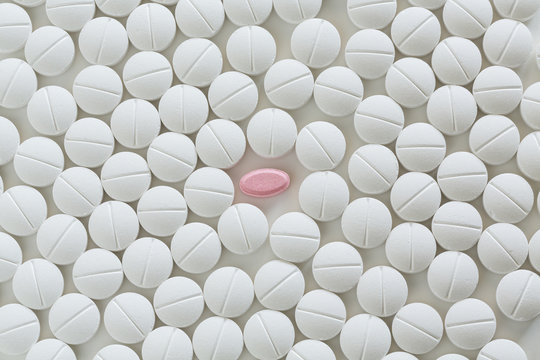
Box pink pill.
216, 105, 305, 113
240, 168, 290, 198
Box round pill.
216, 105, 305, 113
437, 152, 488, 202
93, 345, 139, 360
184, 167, 234, 218
393, 303, 443, 354
153, 276, 204, 328
0, 3, 32, 54
64, 118, 114, 168
89, 201, 139, 251
24, 26, 74, 76
432, 201, 482, 251
123, 51, 172, 101
101, 152, 151, 203
291, 18, 340, 69
478, 223, 528, 274
0, 233, 21, 283
52, 167, 102, 217
247, 108, 297, 159
13, 0, 45, 7
223, 0, 272, 26
341, 197, 392, 249
427, 251, 479, 302
254, 260, 305, 311
26, 339, 75, 360
436, 355, 467, 360
137, 186, 187, 237
347, 0, 397, 29
226, 25, 276, 76
356, 265, 408, 317
73, 65, 123, 115
390, 172, 441, 222
142, 326, 192, 360
431, 36, 482, 86
396, 123, 446, 172
517, 132, 540, 181
345, 29, 395, 80
218, 203, 268, 255
354, 95, 404, 145
391, 7, 440, 56
196, 119, 246, 169
314, 66, 363, 117
204, 266, 254, 318
45, 0, 95, 32
427, 85, 477, 136
48, 293, 99, 345
0, 304, 40, 355
473, 66, 523, 115
105, 292, 155, 344
208, 71, 258, 121
348, 145, 398, 195
295, 289, 346, 340
127, 4, 175, 52
0, 117, 19, 166
340, 314, 391, 360
269, 212, 320, 263
478, 339, 527, 360
27, 86, 77, 136
193, 317, 243, 360
443, 0, 493, 39
264, 59, 314, 110
14, 136, 64, 187
521, 82, 540, 130
386, 223, 436, 274
529, 230, 540, 273
299, 171, 349, 222
274, 0, 321, 24
287, 340, 335, 360
78, 17, 128, 66
159, 84, 208, 135
483, 19, 532, 69
0, 58, 37, 109
95, 0, 140, 17
296, 121, 346, 171
122, 237, 172, 289
111, 99, 160, 150
172, 38, 222, 87
483, 173, 533, 224
175, 0, 224, 38
12, 258, 63, 310
496, 269, 540, 321
384, 353, 419, 360
312, 242, 363, 293
445, 298, 496, 350
0, 185, 47, 237
37, 215, 87, 265
171, 222, 222, 274
72, 248, 123, 300
385, 57, 435, 108
244, 310, 295, 360
494, 0, 540, 21
409, 0, 446, 9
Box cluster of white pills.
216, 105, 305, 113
2, 0, 540, 359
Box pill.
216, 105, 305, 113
529, 230, 540, 273
159, 85, 208, 135
427, 85, 477, 136
409, 0, 446, 9
52, 167, 102, 218
427, 251, 479, 302
223, 0, 272, 26
386, 222, 436, 274
478, 339, 527, 360
64, 118, 114, 168
254, 260, 305, 311
193, 317, 243, 360
14, 136, 64, 187
0, 185, 47, 237
0, 176, 2, 194
295, 289, 346, 340
445, 298, 496, 350
137, 186, 187, 237
477, 223, 528, 274
396, 123, 446, 172
496, 269, 540, 321
274, 0, 321, 24
111, 99, 160, 150
354, 95, 404, 145
239, 168, 290, 198
299, 171, 350, 222
89, 201, 139, 251
226, 25, 276, 76
100, 152, 151, 203
36, 214, 87, 265
184, 167, 234, 218
483, 173, 533, 224
437, 152, 488, 202
392, 303, 443, 354
172, 38, 223, 87
494, 0, 540, 21
473, 66, 523, 115
340, 314, 391, 360
12, 258, 63, 310
345, 29, 395, 80
73, 65, 123, 115
72, 248, 123, 300
521, 82, 540, 130
196, 119, 246, 169
218, 203, 268, 255
347, 0, 397, 30
264, 59, 314, 110
517, 132, 540, 181
385, 57, 436, 108
208, 71, 258, 121
122, 237, 173, 289
93, 345, 140, 360
104, 292, 155, 344
247, 108, 297, 159
0, 233, 22, 283
244, 310, 295, 360
94, 0, 140, 17
431, 201, 482, 251
24, 26, 74, 76
356, 265, 408, 317
341, 197, 392, 249
314, 66, 364, 117
78, 17, 128, 66
269, 211, 320, 263
391, 7, 441, 57
0, 117, 20, 165
0, 303, 40, 355
312, 242, 363, 294
123, 51, 173, 101
431, 36, 482, 86
13, 0, 45, 7
436, 355, 467, 360
27, 86, 77, 136
127, 3, 176, 52
175, 0, 224, 38
291, 18, 340, 69
142, 326, 192, 360
0, 58, 37, 109
390, 172, 441, 222
46, 0, 95, 32
384, 353, 419, 360
153, 276, 204, 328
204, 266, 254, 318
26, 339, 75, 360
0, 3, 32, 54
443, 0, 493, 39
171, 222, 222, 274
483, 19, 532, 69
296, 121, 346, 171
287, 340, 336, 360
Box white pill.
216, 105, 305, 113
45, 0, 95, 32
172, 38, 222, 87
409, 0, 446, 9
95, 0, 140, 17
494, 0, 540, 21
299, 171, 349, 222
445, 298, 496, 350
175, 0, 224, 38
269, 212, 320, 263
111, 99, 161, 149
218, 203, 268, 255
26, 339, 75, 360
37, 214, 87, 265
483, 19, 532, 69
390, 172, 441, 222
341, 197, 392, 249
226, 26, 276, 76
101, 152, 151, 203
0, 304, 40, 355
13, 0, 45, 7
79, 17, 128, 66
356, 265, 407, 317
437, 152, 488, 202
264, 59, 314, 110
393, 303, 443, 354
64, 118, 114, 168
477, 223, 528, 274
496, 269, 540, 321
295, 289, 346, 340
72, 248, 123, 300
314, 66, 363, 117
184, 167, 234, 218
385, 57, 435, 108
223, 0, 272, 26
354, 95, 404, 145
427, 85, 477, 136
427, 251, 479, 302
244, 310, 295, 359
159, 86, 208, 136
0, 58, 37, 109
0, 233, 21, 283
14, 137, 64, 187
24, 26, 74, 77
196, 119, 246, 169
345, 29, 395, 80
521, 82, 540, 130
104, 292, 155, 344
517, 132, 540, 181
274, 0, 321, 24
153, 276, 204, 328
0, 176, 2, 194
122, 238, 172, 289
27, 86, 77, 136
193, 317, 243, 360
432, 201, 482, 251
0, 117, 19, 166
347, 0, 397, 29
483, 173, 533, 224
127, 4, 175, 52
478, 339, 527, 360
0, 185, 47, 237
391, 7, 440, 57
89, 201, 139, 251
93, 345, 139, 360
204, 266, 254, 318
52, 167, 102, 217
291, 19, 340, 69
436, 355, 467, 360
340, 314, 391, 360
312, 242, 363, 294
73, 65, 123, 115
123, 51, 173, 101
208, 71, 258, 121
349, 145, 398, 195
384, 353, 419, 360
254, 260, 305, 311
386, 223, 436, 274
473, 66, 523, 115
12, 258, 63, 310
171, 222, 222, 274
247, 108, 297, 159
137, 186, 187, 237
431, 37, 481, 86
142, 326, 192, 360
296, 121, 346, 171
396, 123, 446, 172
529, 230, 540, 273
443, 0, 493, 39
0, 3, 31, 54
287, 340, 335, 360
